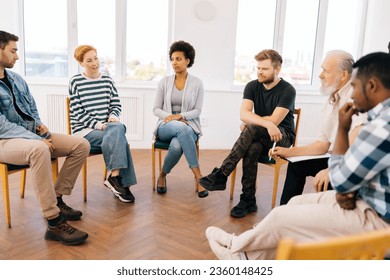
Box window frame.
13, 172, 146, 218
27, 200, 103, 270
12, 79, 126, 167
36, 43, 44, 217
18, 0, 368, 93
19, 0, 172, 86
233, 0, 368, 92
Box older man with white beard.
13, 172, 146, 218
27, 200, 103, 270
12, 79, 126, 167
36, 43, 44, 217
270, 50, 367, 205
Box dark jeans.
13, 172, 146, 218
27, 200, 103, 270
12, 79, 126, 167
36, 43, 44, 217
280, 157, 332, 205
220, 124, 292, 199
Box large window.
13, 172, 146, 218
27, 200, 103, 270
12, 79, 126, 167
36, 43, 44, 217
280, 0, 319, 85
126, 0, 168, 81
77, 0, 116, 76
234, 0, 276, 85
22, 0, 169, 81
323, 0, 363, 56
234, 0, 366, 87
23, 0, 68, 77
21, 0, 366, 89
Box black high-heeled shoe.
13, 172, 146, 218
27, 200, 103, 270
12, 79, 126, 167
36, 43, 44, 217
198, 189, 209, 198
156, 178, 167, 194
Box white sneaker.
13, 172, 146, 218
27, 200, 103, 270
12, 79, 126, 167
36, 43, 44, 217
208, 239, 241, 260
205, 226, 234, 248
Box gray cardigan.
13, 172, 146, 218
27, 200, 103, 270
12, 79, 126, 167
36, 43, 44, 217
153, 73, 204, 137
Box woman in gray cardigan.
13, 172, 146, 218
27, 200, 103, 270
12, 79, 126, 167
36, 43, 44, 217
153, 41, 208, 198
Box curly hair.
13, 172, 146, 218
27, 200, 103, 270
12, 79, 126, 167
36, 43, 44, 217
74, 45, 97, 63
169, 40, 196, 68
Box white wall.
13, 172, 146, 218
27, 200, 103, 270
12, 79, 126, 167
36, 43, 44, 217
1, 0, 389, 149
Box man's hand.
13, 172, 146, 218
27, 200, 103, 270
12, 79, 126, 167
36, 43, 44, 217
313, 168, 330, 192
41, 138, 55, 153
338, 102, 358, 132
336, 192, 357, 210
36, 124, 49, 135
267, 123, 283, 142
269, 146, 289, 159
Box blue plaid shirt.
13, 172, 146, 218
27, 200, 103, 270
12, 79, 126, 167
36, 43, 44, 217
329, 97, 390, 219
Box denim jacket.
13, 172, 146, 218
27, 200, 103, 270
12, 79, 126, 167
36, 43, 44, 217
0, 70, 42, 140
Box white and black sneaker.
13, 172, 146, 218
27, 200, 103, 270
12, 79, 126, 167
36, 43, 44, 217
116, 187, 135, 203
104, 175, 135, 203
104, 175, 125, 195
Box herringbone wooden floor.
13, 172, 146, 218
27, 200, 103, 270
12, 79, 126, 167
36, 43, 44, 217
0, 149, 314, 260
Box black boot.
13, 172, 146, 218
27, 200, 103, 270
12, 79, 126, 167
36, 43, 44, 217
198, 167, 228, 191
230, 194, 258, 218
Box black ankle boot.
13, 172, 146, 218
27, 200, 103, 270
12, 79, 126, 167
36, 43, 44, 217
230, 195, 257, 218
198, 167, 227, 191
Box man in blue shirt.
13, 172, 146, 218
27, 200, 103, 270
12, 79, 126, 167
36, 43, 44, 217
0, 30, 90, 245
204, 52, 390, 260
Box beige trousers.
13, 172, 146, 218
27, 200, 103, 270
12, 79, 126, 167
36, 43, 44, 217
0, 133, 90, 219
230, 191, 390, 259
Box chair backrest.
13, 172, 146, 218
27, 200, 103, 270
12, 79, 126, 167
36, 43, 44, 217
292, 108, 301, 147
66, 97, 71, 135
276, 229, 390, 260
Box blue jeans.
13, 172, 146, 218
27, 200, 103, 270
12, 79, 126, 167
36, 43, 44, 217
157, 120, 199, 173
84, 122, 137, 187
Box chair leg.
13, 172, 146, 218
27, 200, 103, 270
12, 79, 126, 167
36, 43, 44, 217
153, 150, 162, 191
230, 168, 236, 200
51, 159, 58, 184
152, 146, 156, 191
158, 151, 162, 173
82, 160, 87, 202
19, 169, 27, 199
195, 142, 200, 191
103, 165, 107, 181
271, 163, 282, 209
0, 165, 11, 228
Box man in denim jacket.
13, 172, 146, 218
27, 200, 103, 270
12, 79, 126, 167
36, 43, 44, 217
0, 30, 90, 245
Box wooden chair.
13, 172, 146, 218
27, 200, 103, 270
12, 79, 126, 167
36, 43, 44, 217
1, 159, 58, 228
229, 108, 301, 208
276, 229, 390, 260
66, 97, 107, 202
152, 139, 200, 192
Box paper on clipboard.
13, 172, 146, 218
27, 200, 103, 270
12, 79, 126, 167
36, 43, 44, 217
286, 153, 331, 163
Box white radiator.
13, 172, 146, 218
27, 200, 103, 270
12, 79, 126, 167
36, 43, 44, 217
47, 94, 143, 140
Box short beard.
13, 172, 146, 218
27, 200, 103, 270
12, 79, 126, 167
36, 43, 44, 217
259, 76, 275, 85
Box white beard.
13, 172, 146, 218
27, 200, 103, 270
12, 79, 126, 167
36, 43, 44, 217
319, 78, 341, 97
319, 84, 334, 96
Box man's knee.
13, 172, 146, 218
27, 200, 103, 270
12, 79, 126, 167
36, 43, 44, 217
29, 140, 52, 160
246, 124, 267, 135
79, 137, 91, 152
73, 137, 90, 157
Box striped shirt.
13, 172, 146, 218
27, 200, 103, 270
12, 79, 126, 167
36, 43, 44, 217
68, 73, 121, 135
329, 97, 390, 219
